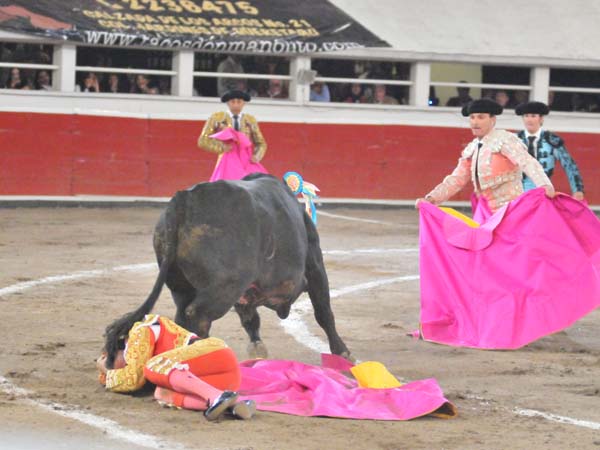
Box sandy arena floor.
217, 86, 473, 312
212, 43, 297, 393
0, 205, 599, 450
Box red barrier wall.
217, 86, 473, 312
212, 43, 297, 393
1, 111, 599, 203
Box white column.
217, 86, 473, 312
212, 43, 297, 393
410, 62, 431, 107
290, 56, 311, 103
530, 67, 550, 102
173, 49, 194, 97
53, 44, 76, 92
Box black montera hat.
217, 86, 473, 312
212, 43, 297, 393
461, 99, 503, 117
221, 89, 251, 102
515, 101, 550, 116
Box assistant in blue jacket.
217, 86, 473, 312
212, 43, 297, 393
515, 101, 584, 200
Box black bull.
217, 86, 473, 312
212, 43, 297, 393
105, 174, 351, 367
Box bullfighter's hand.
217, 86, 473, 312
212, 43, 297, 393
222, 143, 232, 152
573, 191, 584, 201
251, 155, 260, 163
96, 354, 108, 374
543, 185, 556, 198
415, 197, 429, 209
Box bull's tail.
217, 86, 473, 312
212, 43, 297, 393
103, 192, 184, 368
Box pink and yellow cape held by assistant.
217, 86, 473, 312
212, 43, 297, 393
418, 188, 600, 349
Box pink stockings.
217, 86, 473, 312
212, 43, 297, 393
154, 369, 224, 411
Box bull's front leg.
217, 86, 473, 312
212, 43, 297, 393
233, 304, 268, 359
183, 287, 237, 338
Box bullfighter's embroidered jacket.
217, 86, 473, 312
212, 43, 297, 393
426, 129, 552, 212
517, 129, 584, 194
105, 314, 226, 393
197, 111, 267, 162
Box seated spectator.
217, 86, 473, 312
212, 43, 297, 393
78, 72, 100, 93
513, 90, 529, 106
4, 67, 29, 89
570, 93, 599, 112
0, 44, 14, 64
103, 73, 129, 93
134, 74, 158, 95
35, 70, 52, 90
30, 45, 51, 65
589, 95, 600, 113
310, 80, 330, 102
126, 72, 137, 93
235, 79, 258, 98
263, 57, 282, 76
494, 90, 512, 108
217, 55, 244, 96
373, 84, 398, 105
549, 91, 572, 112
261, 78, 288, 99
158, 77, 171, 95
481, 89, 495, 100
344, 83, 369, 103
446, 82, 472, 107
547, 91, 556, 109
429, 86, 440, 106
388, 85, 408, 105
355, 61, 373, 79
255, 57, 287, 98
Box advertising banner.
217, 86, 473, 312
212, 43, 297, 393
0, 0, 389, 52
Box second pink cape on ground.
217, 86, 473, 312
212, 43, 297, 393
238, 356, 456, 420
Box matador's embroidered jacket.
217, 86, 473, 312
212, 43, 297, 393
426, 129, 552, 212
105, 314, 226, 393
197, 111, 267, 162
517, 130, 584, 194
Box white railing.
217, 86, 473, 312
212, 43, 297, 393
75, 66, 177, 76
1, 40, 599, 112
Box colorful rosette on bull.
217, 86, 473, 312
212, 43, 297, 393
283, 171, 320, 225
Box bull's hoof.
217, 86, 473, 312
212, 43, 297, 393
339, 351, 356, 364
247, 341, 268, 359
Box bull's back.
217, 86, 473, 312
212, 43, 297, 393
172, 176, 307, 281
176, 180, 263, 274
238, 176, 309, 286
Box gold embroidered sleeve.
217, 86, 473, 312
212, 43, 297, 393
105, 325, 154, 393
425, 157, 472, 205
197, 112, 228, 154
500, 136, 552, 188
245, 114, 267, 161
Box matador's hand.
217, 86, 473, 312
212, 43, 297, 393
96, 354, 108, 374
543, 185, 556, 198
415, 198, 429, 209
573, 191, 584, 201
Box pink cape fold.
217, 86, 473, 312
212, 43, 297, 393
237, 357, 456, 420
419, 188, 600, 349
208, 127, 268, 182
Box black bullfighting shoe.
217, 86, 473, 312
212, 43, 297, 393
228, 400, 257, 420
204, 391, 239, 421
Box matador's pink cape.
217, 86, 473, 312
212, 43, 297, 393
208, 127, 268, 182
237, 355, 456, 420
418, 188, 600, 349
